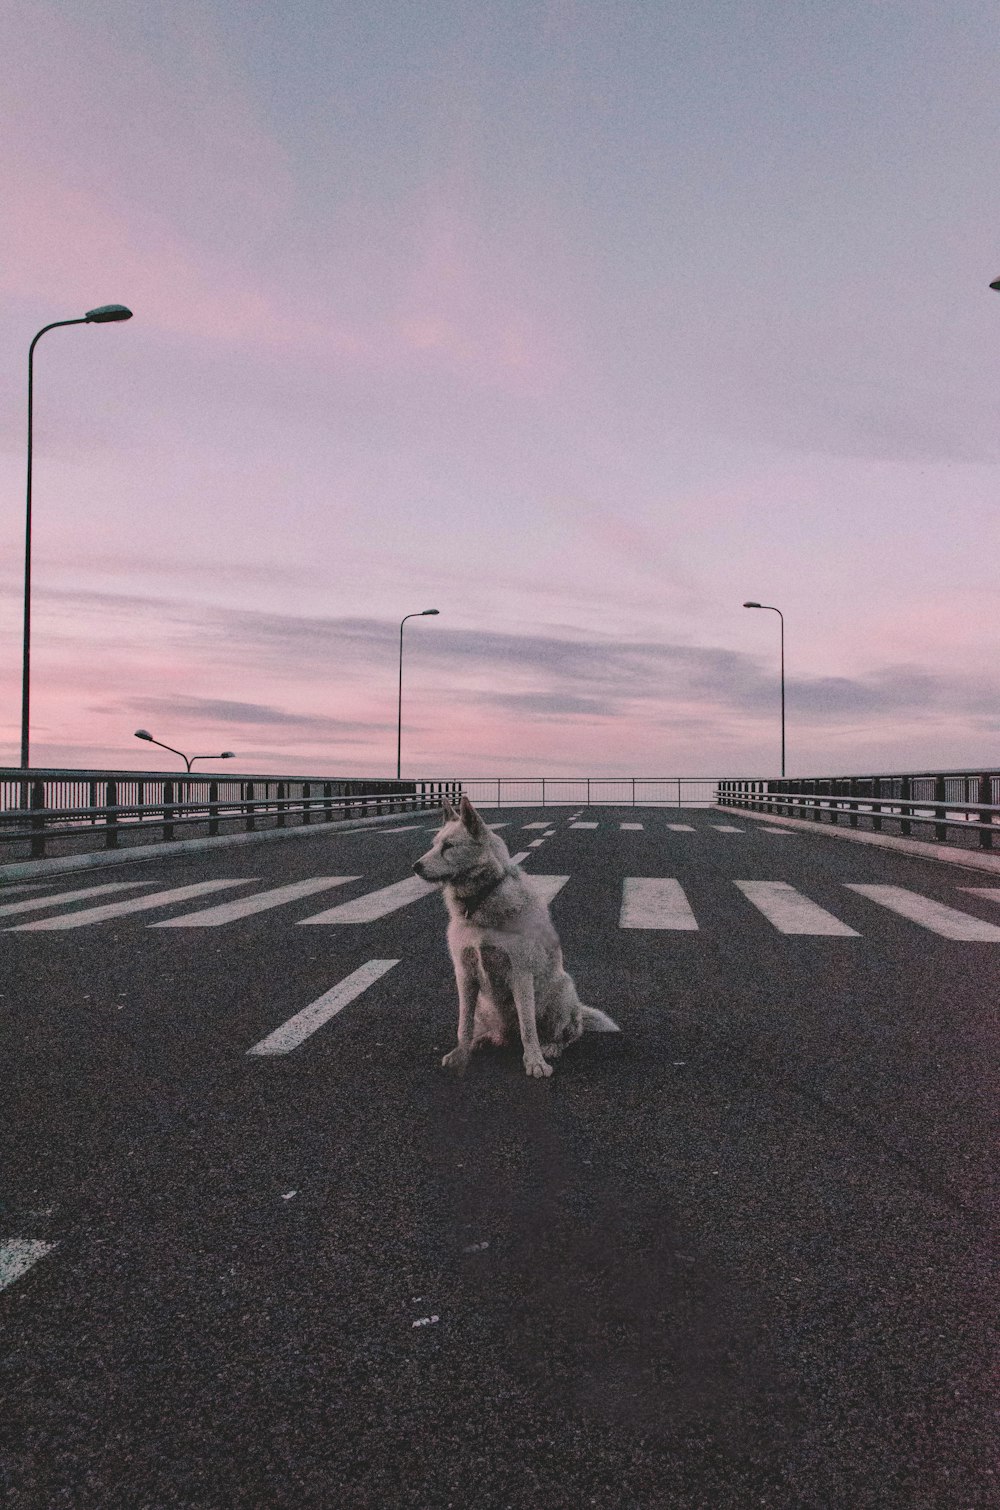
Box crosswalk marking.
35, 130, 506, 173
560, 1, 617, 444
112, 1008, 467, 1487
734, 881, 859, 936
711, 825, 744, 833
0, 1239, 57, 1291
0, 881, 157, 918
620, 822, 644, 830
620, 878, 698, 930
247, 960, 400, 1055
509, 851, 531, 864
570, 822, 598, 829
150, 876, 361, 927
530, 876, 570, 907
960, 887, 1000, 904
522, 822, 550, 830
297, 875, 436, 924
667, 824, 695, 832
7, 880, 255, 932
844, 885, 1000, 941
527, 839, 545, 848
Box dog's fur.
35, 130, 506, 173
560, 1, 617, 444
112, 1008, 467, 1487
413, 795, 619, 1077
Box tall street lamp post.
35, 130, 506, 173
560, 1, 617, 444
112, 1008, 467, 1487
743, 601, 785, 777
397, 610, 439, 779
21, 305, 133, 769
134, 730, 235, 773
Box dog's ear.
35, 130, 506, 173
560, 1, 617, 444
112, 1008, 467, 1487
459, 794, 487, 837
441, 796, 458, 823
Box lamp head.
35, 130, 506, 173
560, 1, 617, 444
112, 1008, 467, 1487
221, 751, 235, 759
990, 278, 1000, 291
85, 304, 133, 323
134, 729, 153, 741
743, 601, 761, 608
422, 609, 439, 615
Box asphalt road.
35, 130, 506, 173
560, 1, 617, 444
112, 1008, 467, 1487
3, 808, 998, 1508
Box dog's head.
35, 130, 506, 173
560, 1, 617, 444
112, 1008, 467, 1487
412, 795, 505, 883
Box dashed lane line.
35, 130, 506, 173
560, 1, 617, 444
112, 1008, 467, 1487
734, 881, 859, 936
0, 1238, 57, 1291
844, 884, 1000, 941
569, 823, 598, 830
710, 825, 745, 833
151, 876, 361, 927
0, 880, 159, 917
6, 879, 257, 931
667, 824, 696, 832
620, 823, 644, 830
246, 959, 400, 1055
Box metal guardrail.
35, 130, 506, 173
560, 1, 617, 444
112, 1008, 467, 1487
458, 777, 720, 808
717, 770, 1000, 850
0, 769, 463, 860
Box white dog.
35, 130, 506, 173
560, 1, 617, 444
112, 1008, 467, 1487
413, 795, 619, 1077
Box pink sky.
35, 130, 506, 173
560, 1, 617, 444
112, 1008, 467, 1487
2, 0, 999, 778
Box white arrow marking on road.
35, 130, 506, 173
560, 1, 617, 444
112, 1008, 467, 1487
247, 959, 400, 1055
845, 885, 1000, 941
150, 876, 361, 927
735, 881, 859, 936
0, 1239, 57, 1291
7, 880, 255, 931
620, 878, 698, 930
0, 881, 158, 917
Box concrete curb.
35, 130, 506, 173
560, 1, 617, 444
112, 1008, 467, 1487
717, 805, 1000, 876
0, 808, 441, 883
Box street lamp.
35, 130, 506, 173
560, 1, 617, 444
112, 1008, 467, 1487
21, 305, 134, 769
990, 277, 1000, 290
397, 610, 439, 779
134, 730, 235, 772
743, 601, 785, 777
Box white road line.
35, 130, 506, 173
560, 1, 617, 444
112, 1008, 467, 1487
0, 881, 157, 918
960, 887, 1000, 904
735, 881, 859, 936
151, 876, 361, 927
297, 875, 437, 924
509, 851, 532, 864
620, 822, 644, 830
247, 960, 400, 1055
620, 878, 698, 930
530, 875, 570, 907
845, 885, 1000, 941
0, 1239, 57, 1291
667, 824, 696, 832
527, 839, 545, 848
522, 822, 550, 830
570, 822, 598, 829
711, 825, 744, 833
378, 824, 424, 833
7, 879, 256, 931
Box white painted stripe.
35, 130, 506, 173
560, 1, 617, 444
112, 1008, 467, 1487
7, 879, 255, 931
735, 881, 859, 936
527, 839, 545, 848
530, 875, 570, 907
711, 825, 744, 833
0, 883, 59, 895
377, 824, 424, 833
0, 881, 157, 917
959, 887, 1000, 903
509, 851, 531, 864
667, 824, 695, 832
0, 1239, 57, 1291
620, 822, 644, 830
522, 822, 550, 830
570, 822, 598, 829
620, 878, 698, 930
247, 960, 400, 1055
845, 885, 1000, 941
151, 876, 361, 927
297, 874, 436, 924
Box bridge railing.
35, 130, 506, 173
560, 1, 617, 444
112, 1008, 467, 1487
0, 769, 463, 861
458, 777, 720, 808
717, 770, 1000, 850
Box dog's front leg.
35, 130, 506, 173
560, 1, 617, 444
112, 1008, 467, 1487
442, 948, 479, 1074
511, 970, 552, 1079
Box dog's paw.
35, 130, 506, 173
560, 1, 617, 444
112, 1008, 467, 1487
441, 1046, 471, 1074
524, 1054, 554, 1078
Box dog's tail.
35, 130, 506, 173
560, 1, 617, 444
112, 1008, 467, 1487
580, 1005, 620, 1033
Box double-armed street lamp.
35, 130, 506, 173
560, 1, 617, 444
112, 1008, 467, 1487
397, 609, 439, 779
21, 304, 134, 769
134, 730, 235, 773
743, 601, 786, 777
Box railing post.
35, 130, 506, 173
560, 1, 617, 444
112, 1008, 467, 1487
871, 777, 882, 833
103, 779, 119, 849
302, 781, 312, 826
542, 777, 546, 809
979, 774, 994, 850
497, 778, 501, 808
276, 781, 286, 827
30, 779, 46, 859
162, 780, 174, 842
324, 782, 333, 822
900, 776, 911, 837
933, 774, 947, 843
89, 779, 98, 826
209, 780, 219, 836
246, 781, 256, 832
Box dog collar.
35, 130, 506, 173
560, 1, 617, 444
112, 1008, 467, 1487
456, 871, 507, 918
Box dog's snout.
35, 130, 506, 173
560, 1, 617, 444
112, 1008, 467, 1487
412, 859, 426, 878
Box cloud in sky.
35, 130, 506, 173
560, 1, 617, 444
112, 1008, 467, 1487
1, 0, 999, 777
